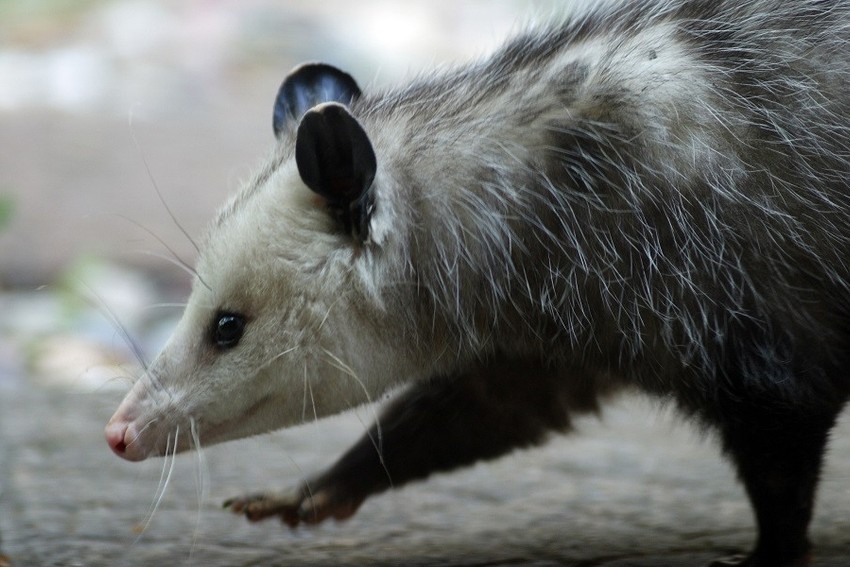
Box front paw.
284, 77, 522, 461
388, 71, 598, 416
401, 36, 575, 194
223, 489, 303, 526
223, 484, 365, 528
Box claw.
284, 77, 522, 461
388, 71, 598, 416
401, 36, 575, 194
224, 482, 366, 528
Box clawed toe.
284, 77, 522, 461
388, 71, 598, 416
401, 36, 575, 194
223, 490, 303, 523
224, 486, 365, 528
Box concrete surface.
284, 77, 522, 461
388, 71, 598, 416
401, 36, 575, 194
1, 358, 849, 566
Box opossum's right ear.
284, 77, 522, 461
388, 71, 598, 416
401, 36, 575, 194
273, 63, 361, 138
296, 102, 377, 241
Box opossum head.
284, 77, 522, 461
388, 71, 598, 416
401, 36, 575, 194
106, 64, 427, 461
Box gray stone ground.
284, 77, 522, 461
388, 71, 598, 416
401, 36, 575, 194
1, 356, 849, 566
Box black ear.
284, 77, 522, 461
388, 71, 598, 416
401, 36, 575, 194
273, 63, 361, 138
296, 102, 377, 241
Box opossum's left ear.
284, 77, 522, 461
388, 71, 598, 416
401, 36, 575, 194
274, 63, 361, 138
296, 102, 377, 241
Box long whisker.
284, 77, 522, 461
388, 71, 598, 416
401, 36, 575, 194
189, 418, 208, 561
302, 361, 308, 423
141, 432, 170, 524
317, 293, 346, 331
135, 427, 179, 542
128, 248, 209, 290
287, 454, 317, 513
259, 346, 299, 372
72, 278, 175, 400
108, 211, 209, 291
320, 349, 372, 406
74, 279, 150, 373
93, 372, 138, 394
128, 112, 202, 258
302, 361, 318, 424
125, 418, 159, 449
320, 349, 392, 488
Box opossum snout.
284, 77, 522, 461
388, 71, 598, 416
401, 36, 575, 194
105, 387, 161, 462
104, 416, 146, 462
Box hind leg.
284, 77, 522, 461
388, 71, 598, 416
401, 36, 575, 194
226, 356, 608, 526
710, 404, 842, 567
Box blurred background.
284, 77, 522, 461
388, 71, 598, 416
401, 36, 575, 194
0, 0, 564, 391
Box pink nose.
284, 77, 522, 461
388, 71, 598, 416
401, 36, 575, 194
105, 420, 129, 457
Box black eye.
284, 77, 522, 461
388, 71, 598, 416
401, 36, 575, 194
212, 312, 245, 349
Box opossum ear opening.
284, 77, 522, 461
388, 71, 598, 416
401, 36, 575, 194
296, 102, 377, 241
273, 63, 362, 138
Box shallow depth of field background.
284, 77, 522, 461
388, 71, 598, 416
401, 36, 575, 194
0, 0, 563, 390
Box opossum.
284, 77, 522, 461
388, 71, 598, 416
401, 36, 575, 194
105, 1, 850, 565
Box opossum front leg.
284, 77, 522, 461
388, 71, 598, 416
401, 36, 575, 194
225, 356, 604, 527
709, 398, 845, 567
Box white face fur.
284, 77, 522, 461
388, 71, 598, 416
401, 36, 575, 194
105, 121, 423, 461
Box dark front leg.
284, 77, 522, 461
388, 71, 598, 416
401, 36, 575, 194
710, 407, 842, 567
226, 356, 609, 526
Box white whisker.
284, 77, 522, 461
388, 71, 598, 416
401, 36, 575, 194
129, 249, 209, 289
93, 372, 137, 394
128, 112, 203, 258
258, 345, 300, 376
126, 419, 159, 449
307, 373, 318, 424
73, 279, 150, 373
320, 348, 392, 488
189, 418, 208, 560
135, 427, 179, 542
317, 293, 346, 331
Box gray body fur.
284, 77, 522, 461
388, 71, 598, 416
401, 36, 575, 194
251, 0, 850, 408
